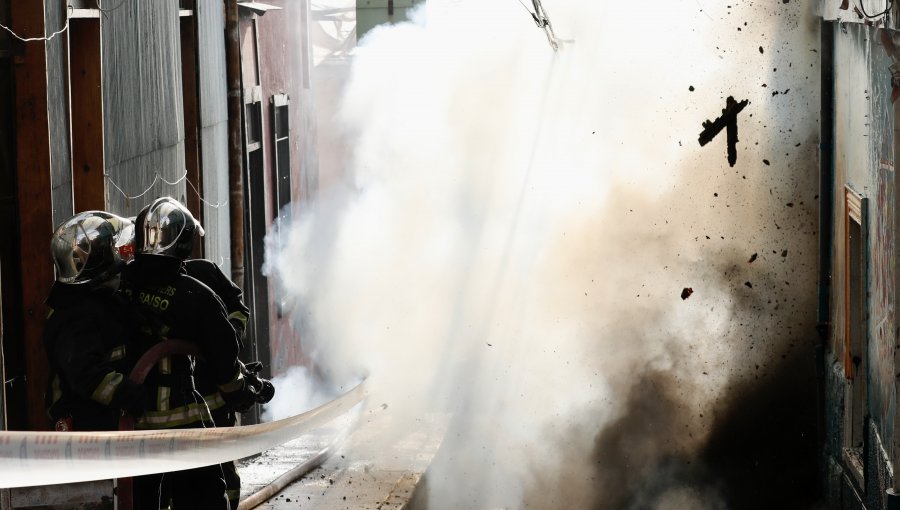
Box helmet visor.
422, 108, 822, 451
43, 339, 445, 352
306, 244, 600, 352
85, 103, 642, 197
140, 198, 203, 258
51, 213, 123, 284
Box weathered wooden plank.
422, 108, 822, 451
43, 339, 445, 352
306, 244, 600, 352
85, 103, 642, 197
70, 18, 105, 213
11, 0, 54, 431
180, 2, 204, 259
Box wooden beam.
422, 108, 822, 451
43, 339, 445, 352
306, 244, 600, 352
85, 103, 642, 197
69, 18, 105, 212
68, 9, 101, 19
179, 2, 203, 259
11, 0, 54, 431
225, 0, 246, 291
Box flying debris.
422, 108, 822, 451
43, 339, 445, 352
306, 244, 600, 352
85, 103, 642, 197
698, 96, 750, 167
527, 0, 561, 51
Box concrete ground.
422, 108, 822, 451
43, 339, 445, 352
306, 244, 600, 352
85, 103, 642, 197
238, 406, 446, 510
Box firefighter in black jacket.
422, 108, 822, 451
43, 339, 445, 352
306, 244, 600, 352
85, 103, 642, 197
186, 257, 252, 509
138, 196, 272, 509
184, 257, 250, 338
122, 197, 260, 510
185, 258, 261, 509
43, 211, 144, 431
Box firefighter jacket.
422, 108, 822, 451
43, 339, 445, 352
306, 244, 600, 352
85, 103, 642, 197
43, 282, 142, 431
184, 259, 250, 343
121, 254, 246, 430
184, 258, 251, 426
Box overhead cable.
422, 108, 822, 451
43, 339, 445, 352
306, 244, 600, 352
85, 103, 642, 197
514, 0, 560, 51
0, 6, 73, 43
106, 170, 228, 209
97, 0, 130, 14
859, 0, 894, 18
0, 0, 131, 44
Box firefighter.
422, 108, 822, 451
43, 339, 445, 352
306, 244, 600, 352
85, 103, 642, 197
186, 251, 252, 510
43, 211, 144, 432
122, 197, 260, 510
138, 196, 273, 510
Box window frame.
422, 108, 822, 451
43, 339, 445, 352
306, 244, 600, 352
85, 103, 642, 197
842, 184, 868, 488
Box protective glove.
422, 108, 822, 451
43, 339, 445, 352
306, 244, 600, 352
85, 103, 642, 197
248, 375, 275, 404
241, 361, 274, 404
242, 361, 263, 375
221, 380, 256, 414
112, 378, 145, 419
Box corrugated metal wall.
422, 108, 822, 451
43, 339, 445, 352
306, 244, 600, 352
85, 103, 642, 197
296, 0, 319, 205
101, 0, 188, 217
45, 0, 71, 227
196, 0, 232, 273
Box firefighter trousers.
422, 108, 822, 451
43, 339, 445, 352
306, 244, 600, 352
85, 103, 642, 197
134, 463, 228, 510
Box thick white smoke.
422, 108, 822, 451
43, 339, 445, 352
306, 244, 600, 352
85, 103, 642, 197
269, 1, 819, 508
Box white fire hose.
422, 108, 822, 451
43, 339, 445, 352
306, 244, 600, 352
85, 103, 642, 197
0, 379, 367, 489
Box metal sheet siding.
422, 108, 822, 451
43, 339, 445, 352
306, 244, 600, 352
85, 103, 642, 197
197, 0, 232, 274
198, 0, 228, 128
199, 121, 232, 270
101, 0, 187, 217
45, 0, 72, 226
297, 0, 318, 204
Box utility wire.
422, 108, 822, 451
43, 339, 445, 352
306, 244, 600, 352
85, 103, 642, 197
859, 0, 894, 18
97, 0, 130, 14
0, 5, 73, 43
0, 0, 131, 44
186, 175, 229, 209
514, 0, 559, 50
515, 0, 535, 15
106, 170, 228, 209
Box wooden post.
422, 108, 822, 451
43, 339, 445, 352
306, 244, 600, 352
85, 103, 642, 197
179, 2, 203, 258
225, 0, 246, 291
11, 0, 55, 431
69, 16, 105, 212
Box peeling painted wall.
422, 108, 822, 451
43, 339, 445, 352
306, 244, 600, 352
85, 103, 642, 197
828, 19, 898, 505
819, 0, 900, 30
241, 0, 319, 376
868, 30, 896, 451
